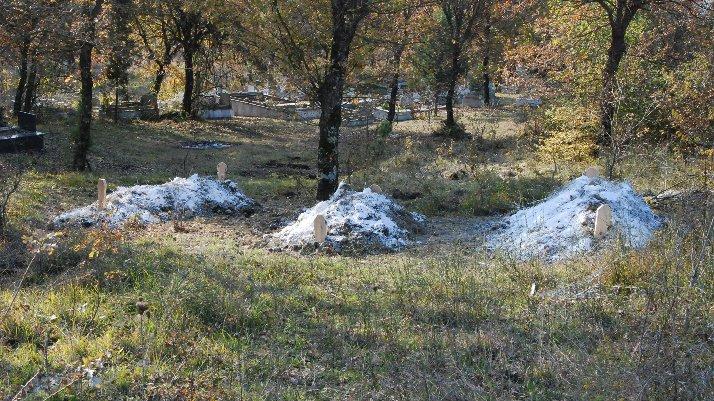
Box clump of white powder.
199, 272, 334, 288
489, 175, 661, 261
53, 175, 255, 228
270, 182, 426, 253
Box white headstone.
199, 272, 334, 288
313, 215, 328, 243
97, 179, 107, 210
369, 184, 382, 193
584, 166, 599, 178
594, 204, 612, 238
217, 162, 227, 181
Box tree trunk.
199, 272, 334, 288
114, 85, 119, 123
153, 63, 166, 95
482, 55, 490, 107
315, 10, 362, 201
316, 67, 346, 201
444, 47, 461, 132
387, 72, 400, 123
22, 58, 37, 113
482, 23, 491, 107
72, 0, 103, 171
445, 82, 456, 128
387, 47, 404, 123
73, 39, 95, 171
182, 48, 194, 117
599, 26, 627, 146
13, 43, 29, 116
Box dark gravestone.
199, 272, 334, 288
0, 112, 44, 153
18, 112, 37, 132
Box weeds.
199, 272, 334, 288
0, 155, 27, 237
1, 111, 711, 400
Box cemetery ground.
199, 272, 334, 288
1, 108, 712, 400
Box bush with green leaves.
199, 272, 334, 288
534, 106, 597, 173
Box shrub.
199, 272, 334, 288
535, 106, 597, 172
376, 120, 393, 138
0, 156, 25, 237
434, 121, 468, 139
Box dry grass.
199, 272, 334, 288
1, 109, 712, 400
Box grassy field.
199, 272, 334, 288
1, 107, 712, 400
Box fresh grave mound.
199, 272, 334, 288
489, 175, 661, 261
271, 183, 426, 253
53, 174, 255, 228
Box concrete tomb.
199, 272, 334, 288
0, 112, 45, 153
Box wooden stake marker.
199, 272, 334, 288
584, 166, 599, 178
369, 184, 382, 193
594, 204, 612, 238
529, 282, 537, 297
217, 162, 227, 181
313, 214, 328, 243
97, 179, 107, 210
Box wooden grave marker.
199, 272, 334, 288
594, 204, 612, 238
217, 162, 227, 181
313, 214, 328, 243
584, 166, 599, 178
97, 179, 107, 210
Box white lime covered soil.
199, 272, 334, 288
270, 183, 426, 253
53, 175, 255, 228
488, 175, 662, 261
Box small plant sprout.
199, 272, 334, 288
136, 297, 149, 315
136, 297, 149, 394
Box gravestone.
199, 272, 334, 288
139, 93, 159, 119
584, 166, 599, 178
18, 112, 36, 132
594, 204, 612, 238
217, 162, 227, 181
313, 214, 328, 243
219, 93, 231, 107
0, 111, 45, 153
461, 93, 484, 108
97, 179, 108, 210
369, 184, 382, 193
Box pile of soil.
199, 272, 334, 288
269, 183, 426, 254
488, 175, 661, 261
53, 175, 255, 228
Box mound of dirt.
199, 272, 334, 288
489, 175, 661, 261
53, 175, 255, 228
270, 183, 426, 254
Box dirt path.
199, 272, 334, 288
417, 216, 501, 245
